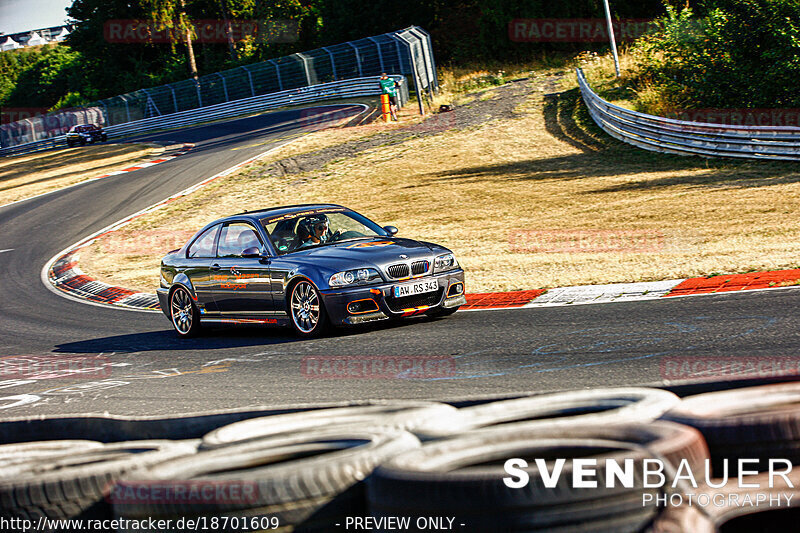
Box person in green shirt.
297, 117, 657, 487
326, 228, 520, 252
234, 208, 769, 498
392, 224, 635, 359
380, 73, 399, 121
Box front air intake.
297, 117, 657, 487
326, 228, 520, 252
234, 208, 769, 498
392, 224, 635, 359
387, 264, 410, 279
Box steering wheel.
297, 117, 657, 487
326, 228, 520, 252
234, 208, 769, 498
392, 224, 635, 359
328, 229, 342, 242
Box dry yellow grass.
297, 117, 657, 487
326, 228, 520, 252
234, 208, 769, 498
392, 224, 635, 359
80, 71, 800, 294
0, 144, 159, 205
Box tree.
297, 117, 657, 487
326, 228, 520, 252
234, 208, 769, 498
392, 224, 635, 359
144, 0, 199, 79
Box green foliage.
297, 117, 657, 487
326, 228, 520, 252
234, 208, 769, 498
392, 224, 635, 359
2, 46, 87, 109
0, 47, 62, 105
50, 91, 90, 111
634, 0, 800, 109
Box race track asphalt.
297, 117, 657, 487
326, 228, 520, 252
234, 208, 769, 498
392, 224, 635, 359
2, 105, 800, 417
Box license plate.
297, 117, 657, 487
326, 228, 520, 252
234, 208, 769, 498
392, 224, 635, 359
393, 280, 439, 297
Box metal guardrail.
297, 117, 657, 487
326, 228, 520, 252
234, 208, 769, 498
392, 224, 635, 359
576, 68, 800, 161
0, 76, 406, 157
0, 26, 435, 151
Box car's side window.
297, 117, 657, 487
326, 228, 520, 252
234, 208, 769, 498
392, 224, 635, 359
187, 224, 220, 258
217, 222, 263, 258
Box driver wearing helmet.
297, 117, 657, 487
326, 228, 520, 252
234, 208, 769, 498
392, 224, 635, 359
298, 214, 330, 248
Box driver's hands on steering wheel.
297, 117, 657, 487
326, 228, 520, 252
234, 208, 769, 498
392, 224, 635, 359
329, 229, 342, 242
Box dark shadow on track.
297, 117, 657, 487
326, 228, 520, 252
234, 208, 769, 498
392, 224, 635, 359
52, 316, 441, 353
53, 328, 302, 353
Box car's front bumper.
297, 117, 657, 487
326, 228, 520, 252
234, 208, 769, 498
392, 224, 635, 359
156, 288, 170, 319
321, 269, 465, 327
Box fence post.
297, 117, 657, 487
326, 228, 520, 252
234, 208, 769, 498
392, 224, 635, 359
120, 95, 132, 123
295, 52, 312, 86
167, 84, 179, 113
218, 73, 230, 102
367, 37, 385, 72
195, 80, 203, 108
241, 66, 255, 96
322, 47, 337, 80
99, 101, 110, 126
347, 42, 363, 77
268, 59, 283, 91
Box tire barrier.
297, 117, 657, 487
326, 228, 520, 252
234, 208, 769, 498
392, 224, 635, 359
661, 382, 800, 476
0, 400, 424, 445
412, 387, 680, 440
2, 384, 800, 531
200, 401, 457, 450
114, 430, 420, 532
368, 433, 665, 532
0, 440, 104, 469
647, 505, 715, 533
0, 440, 198, 522
703, 470, 800, 532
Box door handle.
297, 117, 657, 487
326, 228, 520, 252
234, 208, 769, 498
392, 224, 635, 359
211, 264, 221, 271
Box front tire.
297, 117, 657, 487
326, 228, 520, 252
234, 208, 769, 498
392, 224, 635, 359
170, 286, 201, 338
289, 280, 327, 338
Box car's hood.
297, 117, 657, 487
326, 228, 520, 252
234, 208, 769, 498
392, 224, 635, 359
286, 237, 450, 271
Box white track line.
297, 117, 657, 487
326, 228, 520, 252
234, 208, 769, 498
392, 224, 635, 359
41, 104, 369, 313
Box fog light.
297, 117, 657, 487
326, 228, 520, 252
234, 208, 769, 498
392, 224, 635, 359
348, 299, 379, 314
447, 282, 464, 297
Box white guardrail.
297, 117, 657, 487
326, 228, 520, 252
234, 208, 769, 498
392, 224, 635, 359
0, 76, 405, 157
576, 68, 800, 161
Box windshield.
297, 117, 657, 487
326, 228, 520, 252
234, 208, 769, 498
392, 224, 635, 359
261, 210, 387, 255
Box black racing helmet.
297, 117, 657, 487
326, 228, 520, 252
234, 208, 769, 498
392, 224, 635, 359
297, 214, 329, 241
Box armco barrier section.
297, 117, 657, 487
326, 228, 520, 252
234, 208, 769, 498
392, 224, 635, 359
576, 68, 800, 161
0, 26, 434, 151
0, 76, 406, 157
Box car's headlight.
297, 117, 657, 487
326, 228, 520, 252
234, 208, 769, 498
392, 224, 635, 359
434, 253, 458, 273
329, 268, 382, 287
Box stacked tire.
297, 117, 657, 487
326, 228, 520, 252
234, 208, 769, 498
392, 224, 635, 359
0, 440, 197, 524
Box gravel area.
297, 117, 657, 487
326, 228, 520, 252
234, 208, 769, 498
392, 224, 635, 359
257, 75, 554, 178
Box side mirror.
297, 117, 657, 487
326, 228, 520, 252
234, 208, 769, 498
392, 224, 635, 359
383, 225, 398, 236
241, 246, 261, 258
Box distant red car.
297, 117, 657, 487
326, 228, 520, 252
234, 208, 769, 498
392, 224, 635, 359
66, 124, 108, 147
